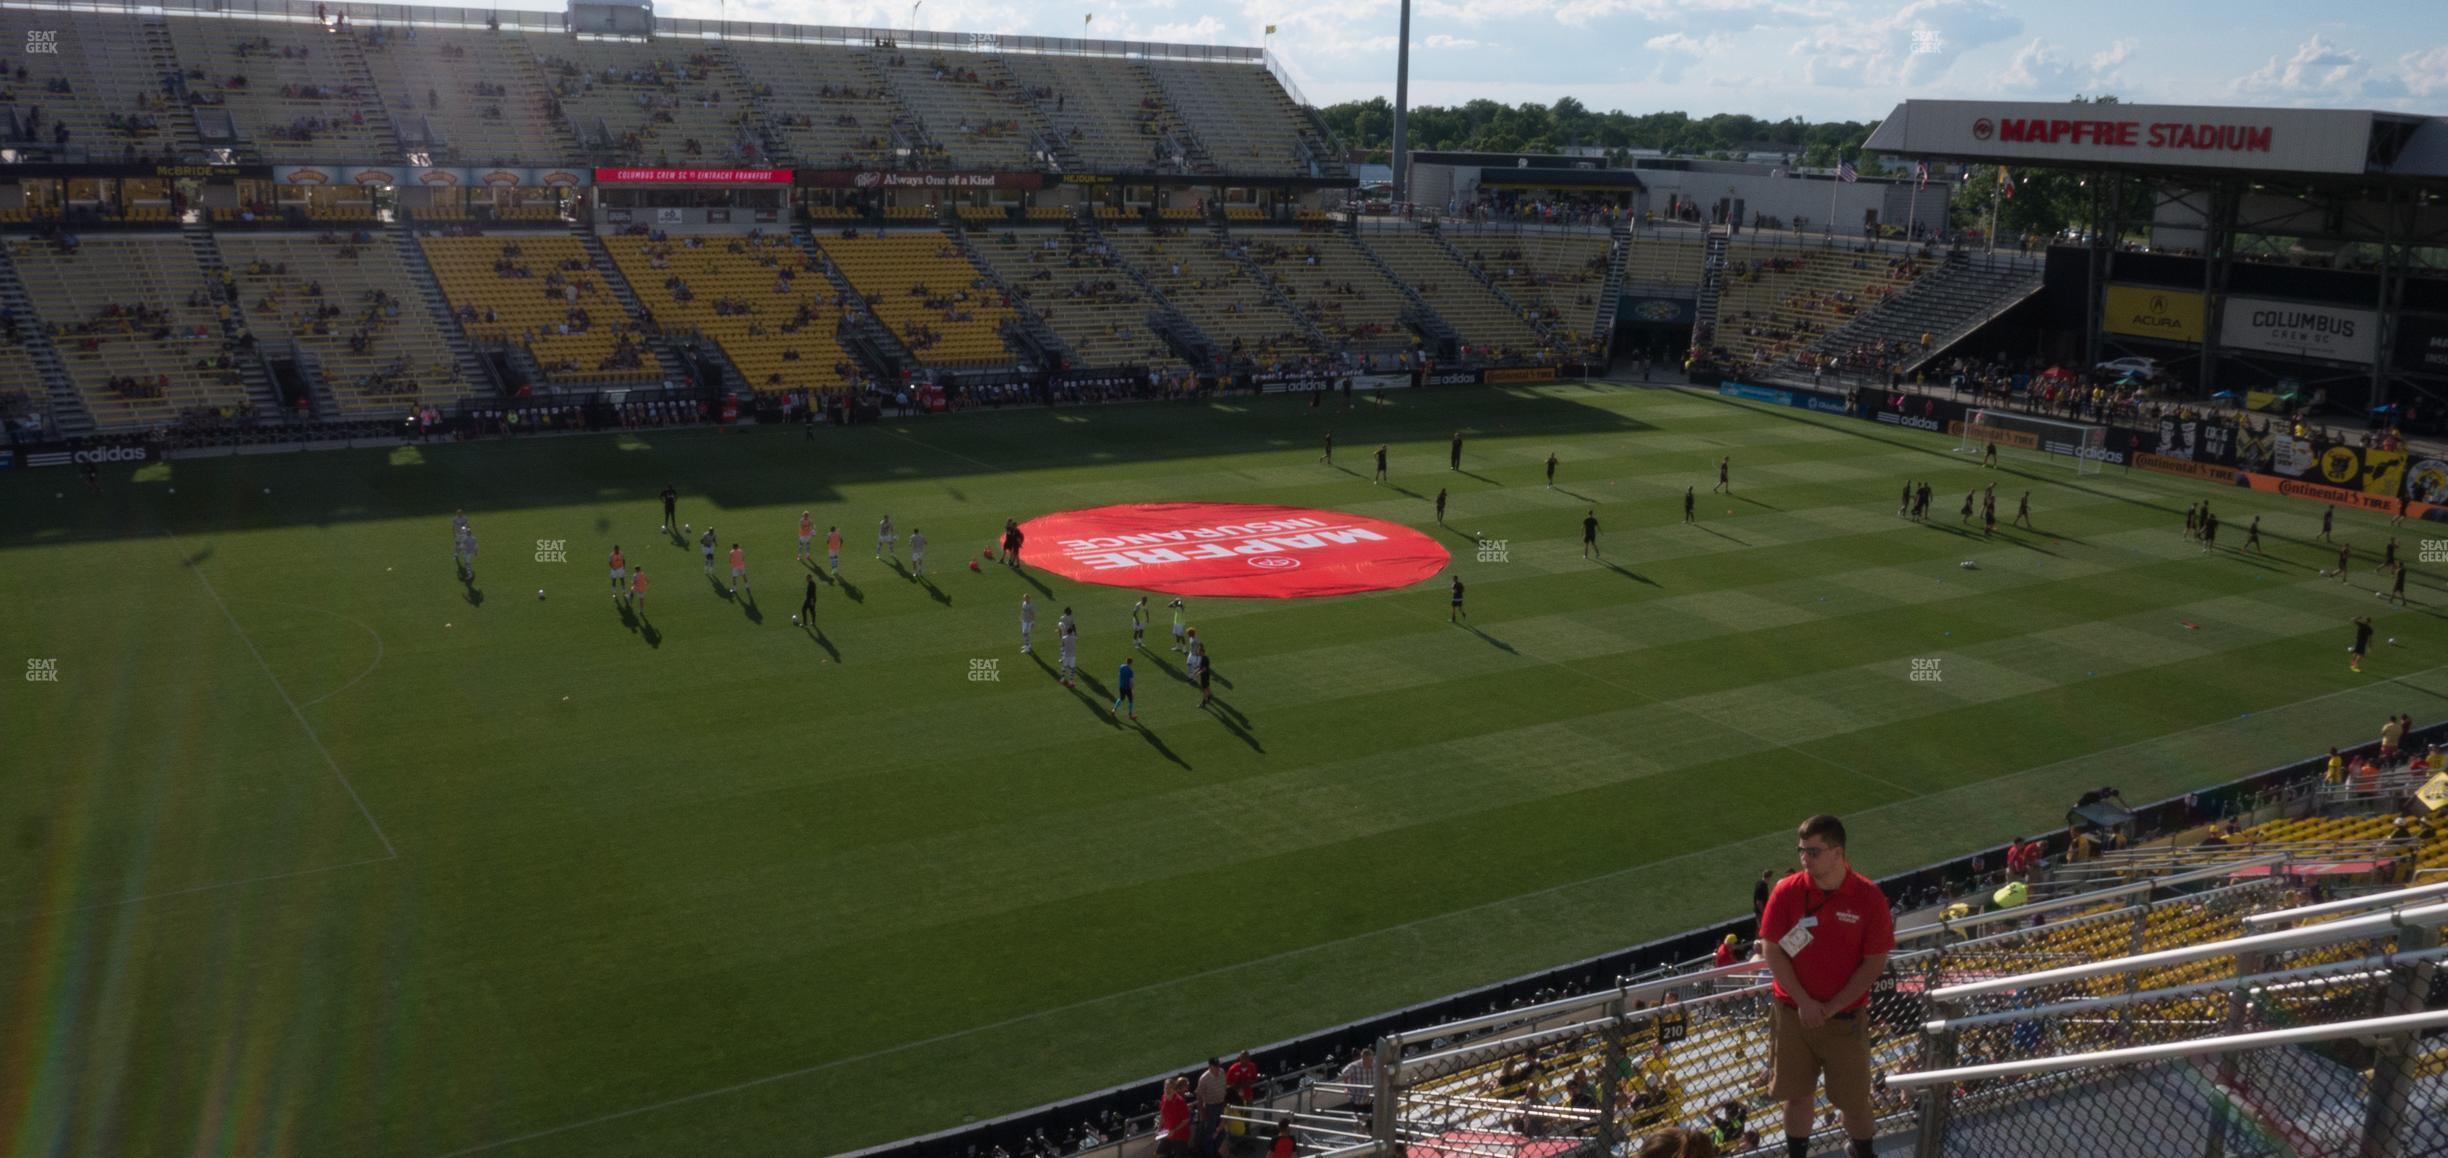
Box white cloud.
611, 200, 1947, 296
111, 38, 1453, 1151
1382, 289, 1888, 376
2395, 45, 2448, 98
1644, 32, 1727, 82
2087, 39, 2133, 89
2233, 34, 2362, 96
1423, 34, 1487, 49
1790, 0, 2020, 89
1998, 36, 2134, 95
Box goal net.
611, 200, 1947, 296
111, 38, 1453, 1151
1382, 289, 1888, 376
1955, 408, 2109, 475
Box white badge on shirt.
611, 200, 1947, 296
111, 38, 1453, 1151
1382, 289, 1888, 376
1778, 915, 1818, 958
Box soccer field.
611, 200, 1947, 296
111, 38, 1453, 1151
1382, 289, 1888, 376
6, 382, 2444, 1157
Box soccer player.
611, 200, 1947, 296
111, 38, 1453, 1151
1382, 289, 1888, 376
1982, 494, 1996, 538
1713, 455, 1731, 494
1374, 445, 1388, 485
800, 572, 818, 626
452, 508, 470, 538
609, 544, 627, 594
456, 526, 479, 582
876, 514, 895, 562
2384, 537, 2399, 570
1002, 520, 1024, 568
1321, 431, 1334, 465
2387, 561, 2410, 606
2320, 505, 2335, 542
825, 525, 843, 575
1449, 574, 1466, 623
1450, 431, 1463, 472
2185, 503, 2198, 540
1898, 481, 1912, 518
630, 566, 650, 611
797, 511, 814, 564
2336, 543, 2354, 583
2351, 615, 2373, 672
909, 528, 927, 579
1982, 440, 1997, 468
2200, 512, 2217, 552
1684, 486, 1696, 524
660, 484, 678, 534
729, 543, 748, 594
1114, 656, 1137, 720
1545, 452, 1558, 489
2395, 493, 2411, 527
1435, 487, 1448, 525
2245, 516, 2263, 553
1020, 593, 1036, 654
1915, 482, 1932, 521
1584, 509, 1600, 559
1057, 608, 1078, 686
1131, 596, 1149, 650
700, 526, 718, 575
1960, 490, 1975, 525
1195, 642, 1213, 707
1170, 598, 1188, 652
2013, 492, 2033, 529
1183, 630, 1201, 682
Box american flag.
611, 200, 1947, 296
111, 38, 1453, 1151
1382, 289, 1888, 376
1837, 158, 1859, 183
1915, 160, 1929, 190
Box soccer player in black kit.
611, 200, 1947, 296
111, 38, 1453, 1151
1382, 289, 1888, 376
1583, 509, 1600, 559
1546, 452, 1558, 489
1684, 486, 1697, 524
2350, 615, 2373, 673
1435, 487, 1448, 525
800, 573, 818, 628
1450, 431, 1463, 472
1374, 445, 1388, 484
660, 483, 679, 533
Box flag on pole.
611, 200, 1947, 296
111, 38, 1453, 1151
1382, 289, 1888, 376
1998, 164, 2016, 199
1837, 158, 1859, 183
1084, 13, 1092, 24
1265, 23, 1277, 33
1915, 160, 1928, 190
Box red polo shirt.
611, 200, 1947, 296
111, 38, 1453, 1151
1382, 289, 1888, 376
1760, 868, 1894, 1010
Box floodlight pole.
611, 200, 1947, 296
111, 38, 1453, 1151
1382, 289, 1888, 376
1390, 0, 1411, 207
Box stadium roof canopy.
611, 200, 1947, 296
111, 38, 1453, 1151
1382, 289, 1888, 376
1865, 100, 2448, 189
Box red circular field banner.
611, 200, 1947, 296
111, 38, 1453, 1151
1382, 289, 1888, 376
1017, 502, 1451, 599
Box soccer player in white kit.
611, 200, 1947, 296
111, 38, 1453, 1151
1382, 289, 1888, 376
700, 526, 719, 575
1169, 598, 1187, 652
876, 514, 895, 562
796, 511, 814, 564
909, 528, 927, 579
455, 526, 478, 581
1020, 593, 1036, 654
1131, 596, 1149, 650
1057, 607, 1078, 686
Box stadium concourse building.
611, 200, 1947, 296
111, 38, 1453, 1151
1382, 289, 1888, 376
1866, 100, 2448, 410
1404, 149, 1955, 237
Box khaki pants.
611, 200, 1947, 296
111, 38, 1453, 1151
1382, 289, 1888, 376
1768, 1001, 1874, 1121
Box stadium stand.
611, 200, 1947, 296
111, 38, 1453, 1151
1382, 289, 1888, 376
869, 49, 1043, 172
1361, 230, 1547, 359
811, 232, 1018, 367
1101, 231, 1310, 368
534, 38, 761, 165
1143, 61, 1328, 176
1617, 233, 1707, 295
417, 233, 657, 385
1797, 257, 2046, 378
12, 235, 251, 429
1715, 246, 1927, 371
165, 17, 400, 164
968, 228, 1183, 374
357, 26, 573, 168
725, 41, 908, 170
0, 11, 198, 165
999, 55, 1190, 175
1241, 233, 1414, 357
600, 231, 855, 394
1454, 231, 1616, 357
218, 232, 466, 415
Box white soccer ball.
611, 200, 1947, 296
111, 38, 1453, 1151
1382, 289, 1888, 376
684, 523, 691, 535
1959, 561, 1977, 570
2390, 637, 2399, 646
791, 615, 800, 625
537, 588, 546, 600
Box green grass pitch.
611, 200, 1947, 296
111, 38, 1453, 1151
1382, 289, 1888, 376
3, 382, 2442, 1156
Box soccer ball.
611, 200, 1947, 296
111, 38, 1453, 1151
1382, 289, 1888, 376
537, 589, 546, 599
683, 522, 691, 535
982, 549, 993, 559
2390, 637, 2400, 646
969, 559, 981, 571
791, 615, 800, 625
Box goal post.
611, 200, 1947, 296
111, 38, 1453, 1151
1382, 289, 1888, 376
1955, 408, 2110, 475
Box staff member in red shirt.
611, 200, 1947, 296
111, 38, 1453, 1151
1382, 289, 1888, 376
1760, 814, 1893, 1158
1156, 1075, 1193, 1158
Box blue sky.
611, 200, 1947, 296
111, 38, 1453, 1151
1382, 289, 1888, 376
644, 0, 2446, 122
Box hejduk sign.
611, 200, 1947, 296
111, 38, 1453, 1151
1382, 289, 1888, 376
2220, 296, 2379, 365
1018, 502, 1450, 598
1865, 100, 2372, 177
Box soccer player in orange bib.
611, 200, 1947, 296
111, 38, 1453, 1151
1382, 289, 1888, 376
630, 566, 650, 611
797, 511, 815, 564
729, 544, 748, 595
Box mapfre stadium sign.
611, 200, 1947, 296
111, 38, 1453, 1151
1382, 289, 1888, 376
1866, 101, 2373, 177
1018, 502, 1450, 598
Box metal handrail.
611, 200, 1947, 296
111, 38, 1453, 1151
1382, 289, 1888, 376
1885, 1009, 2448, 1089
2242, 880, 2448, 927
1893, 854, 2290, 941
1928, 901, 2448, 1002
1921, 944, 2448, 1033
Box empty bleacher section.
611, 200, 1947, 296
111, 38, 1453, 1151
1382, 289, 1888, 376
218, 233, 464, 415
969, 229, 1181, 373
723, 42, 904, 169
870, 50, 1042, 171
1618, 233, 1706, 295
12, 236, 249, 430
1715, 246, 1927, 371
999, 55, 1187, 174
418, 234, 656, 385
1103, 232, 1308, 368
1242, 233, 1412, 356
812, 232, 1017, 367
1801, 258, 2046, 377
1363, 230, 1546, 358
165, 17, 397, 164
1453, 231, 1615, 357
0, 11, 195, 165
1144, 62, 1324, 176
534, 39, 760, 164
357, 27, 571, 168
600, 232, 853, 394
